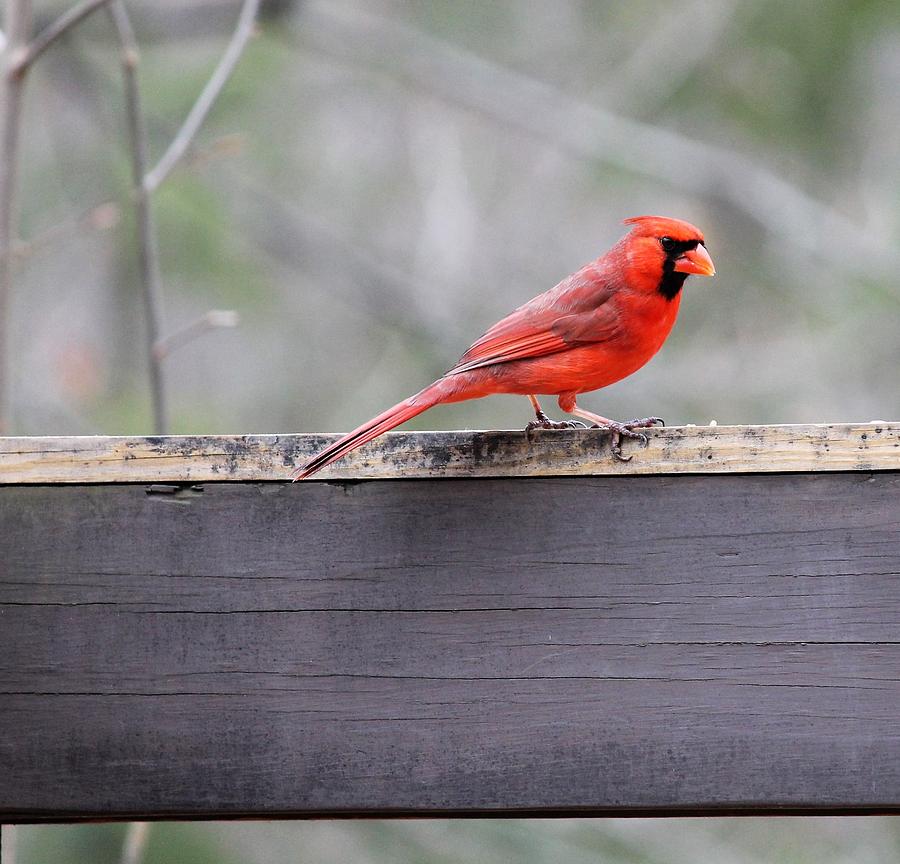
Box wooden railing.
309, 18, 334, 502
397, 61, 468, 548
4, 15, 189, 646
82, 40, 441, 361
1, 423, 898, 821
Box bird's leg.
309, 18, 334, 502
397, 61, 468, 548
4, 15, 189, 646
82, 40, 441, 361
524, 394, 586, 434
557, 394, 663, 462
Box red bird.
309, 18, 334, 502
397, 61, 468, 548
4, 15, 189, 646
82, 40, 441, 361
293, 215, 715, 479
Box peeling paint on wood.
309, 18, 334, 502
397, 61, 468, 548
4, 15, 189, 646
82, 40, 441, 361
1, 422, 898, 484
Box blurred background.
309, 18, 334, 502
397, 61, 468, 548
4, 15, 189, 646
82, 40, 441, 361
3, 0, 900, 860
9, 817, 900, 864
6, 0, 900, 437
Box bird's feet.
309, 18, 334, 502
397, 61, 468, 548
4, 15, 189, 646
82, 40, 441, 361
590, 417, 664, 462
525, 411, 587, 436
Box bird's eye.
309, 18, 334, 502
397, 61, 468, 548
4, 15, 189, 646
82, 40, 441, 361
660, 237, 675, 252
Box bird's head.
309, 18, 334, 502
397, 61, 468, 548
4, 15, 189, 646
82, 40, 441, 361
621, 215, 715, 300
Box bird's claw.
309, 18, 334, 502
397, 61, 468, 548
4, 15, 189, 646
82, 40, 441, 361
625, 416, 665, 429
611, 439, 633, 462
525, 412, 587, 436
590, 417, 663, 461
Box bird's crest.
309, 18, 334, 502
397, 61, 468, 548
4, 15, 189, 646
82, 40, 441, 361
624, 215, 704, 243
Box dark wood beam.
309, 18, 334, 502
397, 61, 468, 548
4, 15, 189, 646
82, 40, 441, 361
2, 464, 898, 819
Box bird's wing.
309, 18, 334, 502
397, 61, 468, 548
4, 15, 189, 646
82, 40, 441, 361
446, 276, 620, 376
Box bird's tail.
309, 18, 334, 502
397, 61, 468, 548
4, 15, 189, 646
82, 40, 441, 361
292, 379, 450, 480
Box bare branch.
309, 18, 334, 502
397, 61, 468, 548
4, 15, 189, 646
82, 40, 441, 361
107, 0, 168, 433
0, 0, 254, 435
154, 309, 239, 360
0, 0, 31, 434
301, 3, 900, 283
120, 822, 150, 864
144, 0, 260, 193
16, 0, 113, 72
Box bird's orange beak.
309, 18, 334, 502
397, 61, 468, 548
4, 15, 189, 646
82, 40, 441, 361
673, 243, 715, 276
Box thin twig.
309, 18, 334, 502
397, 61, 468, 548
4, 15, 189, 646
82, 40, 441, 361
0, 0, 31, 435
153, 309, 238, 360
14, 200, 120, 261
108, 0, 258, 430
107, 0, 168, 433
119, 822, 150, 864
15, 0, 113, 72
144, 0, 260, 193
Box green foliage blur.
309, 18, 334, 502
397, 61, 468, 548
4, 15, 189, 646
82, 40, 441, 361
5, 0, 900, 860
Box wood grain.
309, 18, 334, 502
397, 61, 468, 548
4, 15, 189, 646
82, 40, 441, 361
0, 423, 898, 483
1, 473, 898, 819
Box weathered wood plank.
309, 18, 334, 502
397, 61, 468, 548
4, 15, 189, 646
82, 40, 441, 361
0, 422, 898, 483
1, 473, 898, 819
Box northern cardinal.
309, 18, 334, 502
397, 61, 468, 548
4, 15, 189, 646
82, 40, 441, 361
293, 215, 714, 479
